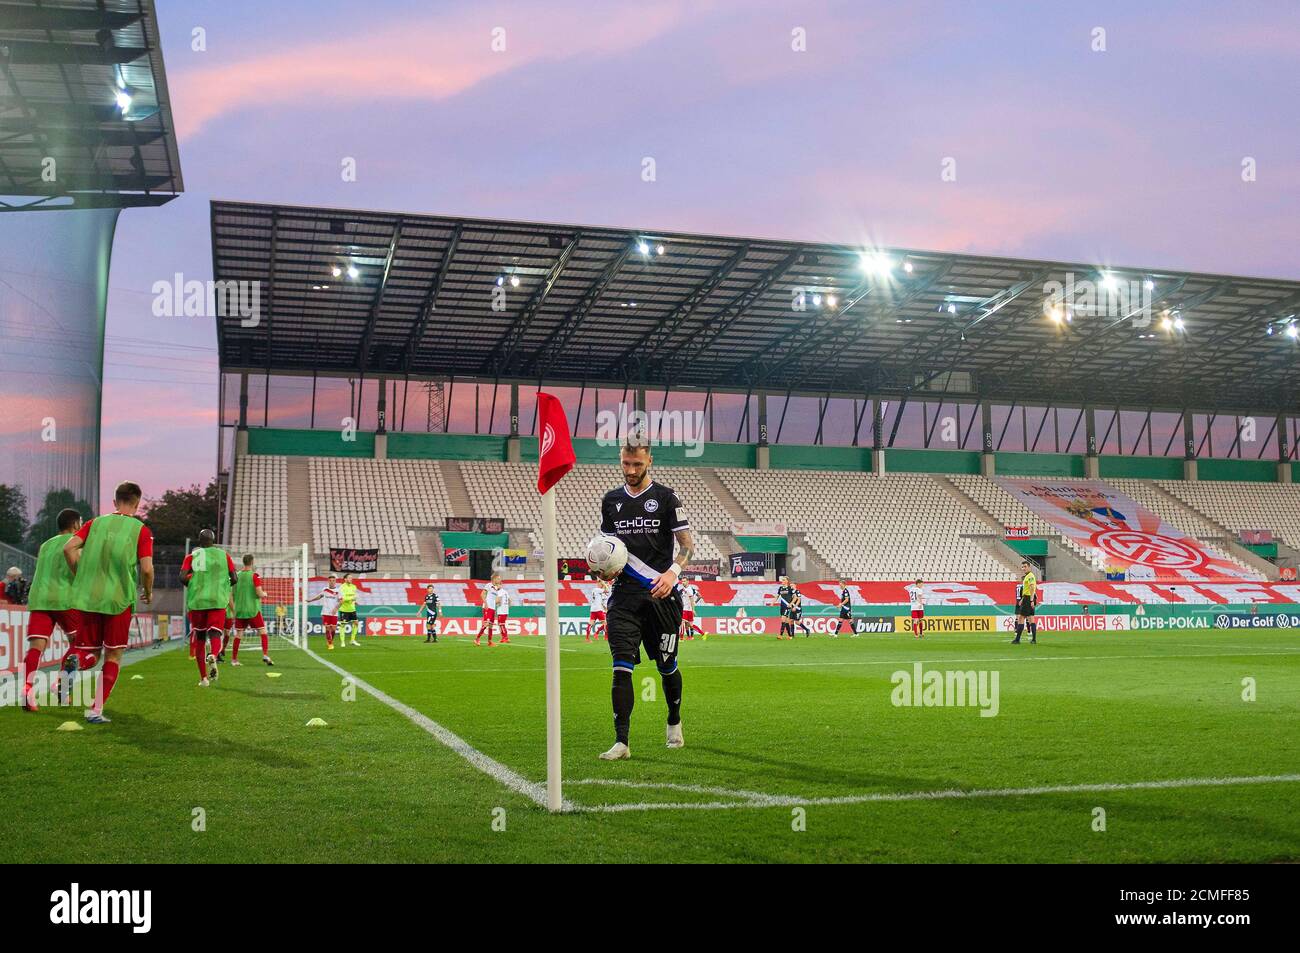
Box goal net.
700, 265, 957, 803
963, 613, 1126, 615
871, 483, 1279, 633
205, 544, 310, 647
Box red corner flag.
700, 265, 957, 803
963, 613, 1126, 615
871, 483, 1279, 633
536, 392, 575, 494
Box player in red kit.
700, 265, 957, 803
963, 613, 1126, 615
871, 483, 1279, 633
181, 529, 237, 685
231, 554, 273, 666
63, 482, 154, 724
21, 507, 84, 711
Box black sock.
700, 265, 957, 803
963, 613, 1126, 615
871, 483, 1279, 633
1014, 622, 1023, 639
660, 668, 682, 726
612, 670, 634, 744
1028, 622, 1037, 639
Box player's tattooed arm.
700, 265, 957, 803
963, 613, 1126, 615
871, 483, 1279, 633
650, 528, 693, 598
673, 527, 695, 570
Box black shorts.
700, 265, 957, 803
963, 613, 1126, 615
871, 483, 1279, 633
839, 607, 851, 620
339, 610, 358, 622
424, 614, 437, 630
1016, 597, 1035, 617
607, 588, 683, 674
792, 609, 803, 621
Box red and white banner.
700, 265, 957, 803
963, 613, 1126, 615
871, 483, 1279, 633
1004, 525, 1031, 539
993, 478, 1258, 581
305, 577, 1300, 608
995, 614, 1130, 632
1, 608, 156, 675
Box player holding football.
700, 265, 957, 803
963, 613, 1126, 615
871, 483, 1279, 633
422, 584, 440, 643
181, 530, 237, 685
231, 554, 273, 666
63, 482, 154, 722
587, 578, 607, 642
907, 578, 925, 638
596, 438, 691, 761
338, 573, 361, 646
1011, 560, 1038, 644
21, 507, 84, 712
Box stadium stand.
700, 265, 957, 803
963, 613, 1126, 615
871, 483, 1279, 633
227, 446, 1295, 582
1159, 480, 1300, 552
460, 461, 727, 567
717, 468, 1010, 579
947, 474, 1094, 564
1105, 478, 1263, 576
307, 457, 453, 558
229, 455, 289, 551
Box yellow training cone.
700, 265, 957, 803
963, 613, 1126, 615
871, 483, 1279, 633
56, 721, 84, 732
266, 672, 283, 678
305, 717, 328, 727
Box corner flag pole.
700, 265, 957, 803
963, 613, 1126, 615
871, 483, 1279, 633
541, 486, 563, 812
535, 391, 576, 814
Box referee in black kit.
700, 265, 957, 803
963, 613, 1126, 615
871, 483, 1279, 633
595, 436, 694, 761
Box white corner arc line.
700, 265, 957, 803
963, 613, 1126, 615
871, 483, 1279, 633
300, 644, 569, 811
565, 773, 1300, 814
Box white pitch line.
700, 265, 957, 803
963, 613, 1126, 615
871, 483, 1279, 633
298, 644, 568, 811
566, 773, 1300, 814
290, 638, 1300, 816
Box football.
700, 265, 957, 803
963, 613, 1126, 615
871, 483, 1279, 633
586, 534, 628, 578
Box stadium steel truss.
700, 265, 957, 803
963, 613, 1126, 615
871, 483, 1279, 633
211, 201, 1300, 428
0, 0, 183, 210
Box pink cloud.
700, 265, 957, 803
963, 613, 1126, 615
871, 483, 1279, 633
170, 2, 703, 141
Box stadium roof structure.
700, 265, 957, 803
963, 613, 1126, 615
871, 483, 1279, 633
211, 200, 1300, 414
0, 0, 183, 210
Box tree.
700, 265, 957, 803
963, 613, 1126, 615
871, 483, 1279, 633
24, 488, 93, 550
140, 479, 220, 545
0, 484, 28, 548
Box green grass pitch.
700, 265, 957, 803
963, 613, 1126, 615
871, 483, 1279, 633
2, 628, 1298, 863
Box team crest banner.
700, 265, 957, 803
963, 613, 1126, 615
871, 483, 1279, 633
992, 478, 1255, 581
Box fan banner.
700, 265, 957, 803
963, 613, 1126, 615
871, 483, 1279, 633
729, 553, 767, 577
992, 478, 1254, 581
329, 547, 379, 573
1004, 525, 1030, 539
558, 557, 590, 578
682, 562, 721, 580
